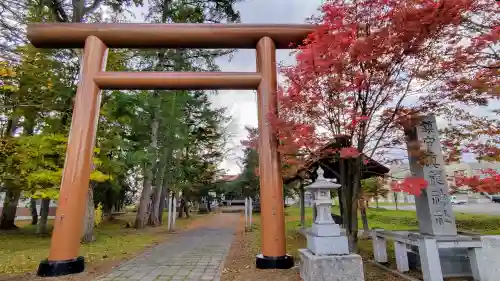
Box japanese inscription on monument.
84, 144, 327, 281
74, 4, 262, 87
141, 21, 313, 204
405, 115, 457, 236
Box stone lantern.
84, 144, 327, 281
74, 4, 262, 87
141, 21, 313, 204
299, 167, 365, 281
305, 167, 348, 255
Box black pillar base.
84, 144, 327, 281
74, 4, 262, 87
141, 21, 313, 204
37, 256, 85, 277
256, 254, 294, 269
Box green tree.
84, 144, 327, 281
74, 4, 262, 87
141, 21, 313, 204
133, 0, 241, 228
359, 177, 388, 236
361, 177, 388, 209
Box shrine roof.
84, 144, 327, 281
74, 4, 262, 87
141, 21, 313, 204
283, 136, 390, 184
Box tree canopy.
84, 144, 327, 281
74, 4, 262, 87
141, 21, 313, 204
0, 0, 240, 231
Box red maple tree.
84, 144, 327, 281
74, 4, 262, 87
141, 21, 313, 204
454, 168, 500, 194
428, 0, 499, 162
390, 177, 429, 196
259, 0, 499, 251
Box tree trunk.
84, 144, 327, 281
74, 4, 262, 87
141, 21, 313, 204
359, 199, 370, 237
135, 174, 153, 228
0, 189, 20, 230
0, 115, 20, 230
338, 187, 344, 218
299, 184, 305, 228
348, 196, 359, 253
394, 193, 399, 210
184, 201, 190, 218
81, 185, 96, 243
135, 90, 160, 228
149, 145, 171, 226
148, 185, 163, 226
340, 158, 361, 253
36, 198, 50, 234
339, 160, 348, 230
30, 198, 38, 225
158, 185, 169, 224
103, 189, 113, 221
375, 197, 379, 209
178, 198, 185, 218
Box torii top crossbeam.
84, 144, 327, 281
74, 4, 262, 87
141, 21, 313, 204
27, 23, 316, 49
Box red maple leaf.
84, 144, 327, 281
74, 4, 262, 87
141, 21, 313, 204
454, 168, 500, 194
390, 180, 402, 192
339, 147, 361, 158
401, 177, 429, 196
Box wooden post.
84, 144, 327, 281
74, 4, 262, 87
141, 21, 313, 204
255, 37, 293, 269
249, 197, 253, 229
172, 196, 177, 229
37, 36, 108, 277
245, 197, 249, 230
167, 193, 172, 231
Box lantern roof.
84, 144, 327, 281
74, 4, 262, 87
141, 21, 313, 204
306, 167, 341, 190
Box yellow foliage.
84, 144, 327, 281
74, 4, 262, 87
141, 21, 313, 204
90, 170, 111, 182
31, 188, 59, 200
94, 203, 103, 227
0, 62, 16, 77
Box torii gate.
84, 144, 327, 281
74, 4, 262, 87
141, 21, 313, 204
27, 23, 315, 277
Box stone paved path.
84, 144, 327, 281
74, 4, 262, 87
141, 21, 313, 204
97, 213, 239, 281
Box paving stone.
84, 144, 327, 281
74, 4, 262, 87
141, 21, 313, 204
95, 214, 238, 281
192, 268, 205, 272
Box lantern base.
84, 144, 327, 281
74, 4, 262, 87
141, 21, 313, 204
256, 254, 294, 269
306, 234, 349, 256
299, 249, 365, 281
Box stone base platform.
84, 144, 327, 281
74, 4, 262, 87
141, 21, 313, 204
299, 249, 365, 281
306, 233, 349, 255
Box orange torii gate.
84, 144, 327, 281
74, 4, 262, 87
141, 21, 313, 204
27, 23, 315, 277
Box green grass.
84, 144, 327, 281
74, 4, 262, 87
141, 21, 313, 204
0, 212, 203, 274
375, 202, 415, 206
277, 206, 500, 262
284, 206, 500, 234
250, 207, 500, 280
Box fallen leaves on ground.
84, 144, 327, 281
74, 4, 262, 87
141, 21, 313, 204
222, 215, 407, 281
221, 216, 302, 281
0, 213, 208, 281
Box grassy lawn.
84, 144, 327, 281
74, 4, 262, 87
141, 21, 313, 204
0, 212, 204, 275
284, 206, 500, 234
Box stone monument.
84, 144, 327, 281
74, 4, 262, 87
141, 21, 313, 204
371, 115, 500, 281
405, 115, 457, 236
299, 167, 364, 281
